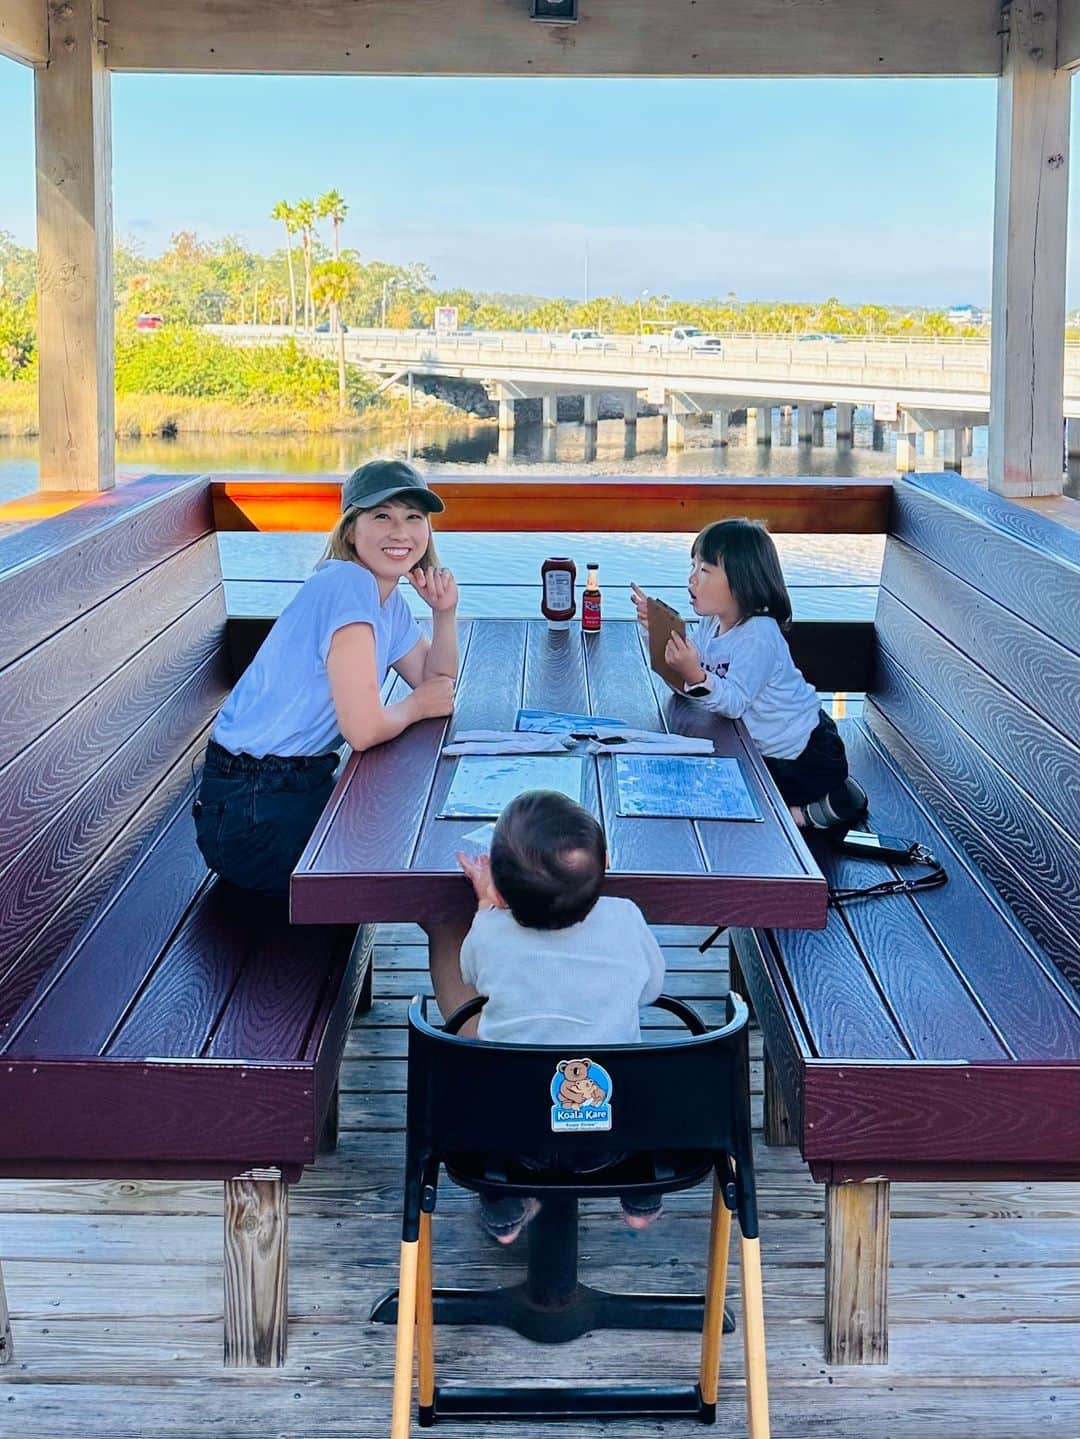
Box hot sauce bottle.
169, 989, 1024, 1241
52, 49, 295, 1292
582, 562, 602, 632
541, 556, 576, 630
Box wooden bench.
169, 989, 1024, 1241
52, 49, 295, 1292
731, 471, 1080, 1365
0, 474, 367, 1367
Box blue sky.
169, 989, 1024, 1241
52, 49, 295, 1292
1, 65, 1077, 306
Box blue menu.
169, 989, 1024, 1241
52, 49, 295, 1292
615, 755, 762, 822
439, 755, 586, 819
516, 708, 628, 735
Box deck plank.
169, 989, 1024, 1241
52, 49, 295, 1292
0, 922, 1076, 1438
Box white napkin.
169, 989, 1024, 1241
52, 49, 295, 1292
586, 727, 715, 755
442, 729, 573, 756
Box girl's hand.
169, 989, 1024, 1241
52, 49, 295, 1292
456, 852, 505, 910
664, 632, 707, 684
630, 581, 650, 630
410, 565, 459, 613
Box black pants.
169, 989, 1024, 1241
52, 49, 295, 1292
193, 738, 339, 897
764, 710, 849, 808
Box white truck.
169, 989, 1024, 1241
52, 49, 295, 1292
641, 325, 724, 357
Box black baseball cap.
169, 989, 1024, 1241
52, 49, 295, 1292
341, 460, 444, 514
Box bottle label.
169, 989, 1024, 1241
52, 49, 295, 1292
544, 571, 572, 611
582, 592, 602, 630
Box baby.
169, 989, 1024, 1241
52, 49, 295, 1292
457, 789, 665, 1244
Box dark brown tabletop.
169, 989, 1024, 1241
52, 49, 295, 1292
291, 620, 827, 929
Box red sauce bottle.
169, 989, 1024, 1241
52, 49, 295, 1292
582, 562, 602, 631
541, 556, 576, 630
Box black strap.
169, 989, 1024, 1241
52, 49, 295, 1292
828, 842, 948, 907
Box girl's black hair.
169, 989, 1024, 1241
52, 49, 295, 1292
691, 518, 792, 631
490, 790, 606, 931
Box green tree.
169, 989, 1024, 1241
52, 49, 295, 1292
312, 259, 357, 410
316, 191, 349, 335
271, 201, 299, 328
293, 198, 317, 331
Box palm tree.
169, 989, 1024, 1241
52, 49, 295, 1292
293, 197, 316, 331
312, 260, 355, 412
270, 200, 299, 329
316, 191, 349, 333
317, 190, 348, 260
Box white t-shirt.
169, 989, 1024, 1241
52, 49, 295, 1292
460, 897, 666, 1045
690, 614, 820, 761
212, 559, 421, 758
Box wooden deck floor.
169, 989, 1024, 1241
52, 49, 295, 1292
1, 926, 1077, 1439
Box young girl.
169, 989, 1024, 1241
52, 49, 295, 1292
632, 518, 867, 829
193, 458, 472, 1015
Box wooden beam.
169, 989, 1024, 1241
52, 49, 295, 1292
223, 1170, 289, 1367
989, 0, 1071, 496
210, 475, 892, 535
0, 0, 47, 66
824, 1180, 890, 1364
35, 0, 115, 492
103, 0, 1002, 76
1061, 0, 1080, 67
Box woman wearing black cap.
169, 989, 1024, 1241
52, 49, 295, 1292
193, 459, 473, 1015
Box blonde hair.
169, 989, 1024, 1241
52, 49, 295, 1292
321, 504, 440, 572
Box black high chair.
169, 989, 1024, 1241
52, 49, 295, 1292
385, 992, 770, 1437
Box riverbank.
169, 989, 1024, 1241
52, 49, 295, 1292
0, 381, 475, 439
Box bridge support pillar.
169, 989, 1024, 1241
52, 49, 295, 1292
779, 406, 793, 445
583, 392, 600, 426
623, 392, 639, 427
946, 429, 966, 472
1067, 418, 1080, 459
835, 403, 855, 446
541, 394, 558, 428
712, 408, 730, 446
497, 394, 516, 431
923, 430, 940, 461
666, 411, 686, 450
753, 403, 773, 445
812, 407, 825, 446
895, 429, 917, 473
872, 421, 886, 450
798, 403, 815, 445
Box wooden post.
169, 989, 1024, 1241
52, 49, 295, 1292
762, 1051, 796, 1146
0, 1258, 13, 1365
224, 1169, 288, 1366
824, 1180, 890, 1364
34, 0, 115, 492
989, 0, 1071, 496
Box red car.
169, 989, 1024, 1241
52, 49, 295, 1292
135, 313, 164, 331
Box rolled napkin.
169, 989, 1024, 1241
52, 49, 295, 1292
442, 729, 573, 756
586, 727, 715, 756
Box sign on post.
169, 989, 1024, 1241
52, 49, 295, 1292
646, 382, 666, 406
434, 305, 459, 337
873, 399, 898, 422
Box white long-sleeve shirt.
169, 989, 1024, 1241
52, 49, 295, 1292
689, 614, 820, 761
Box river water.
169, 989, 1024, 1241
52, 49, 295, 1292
0, 411, 985, 606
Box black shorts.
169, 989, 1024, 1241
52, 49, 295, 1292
763, 710, 849, 808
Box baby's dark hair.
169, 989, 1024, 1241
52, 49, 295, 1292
490, 790, 606, 931
691, 517, 792, 631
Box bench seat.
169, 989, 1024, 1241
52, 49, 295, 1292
0, 475, 366, 1367
731, 471, 1080, 1366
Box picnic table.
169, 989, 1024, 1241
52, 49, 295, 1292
291, 618, 827, 930
290, 618, 825, 1345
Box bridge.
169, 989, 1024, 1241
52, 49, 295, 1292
213, 326, 1080, 470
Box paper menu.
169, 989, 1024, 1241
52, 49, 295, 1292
438, 755, 586, 819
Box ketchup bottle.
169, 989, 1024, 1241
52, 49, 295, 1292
541, 557, 576, 630
582, 562, 602, 631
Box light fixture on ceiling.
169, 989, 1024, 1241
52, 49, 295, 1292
530, 0, 579, 22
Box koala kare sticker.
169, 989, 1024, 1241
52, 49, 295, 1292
551, 1058, 613, 1133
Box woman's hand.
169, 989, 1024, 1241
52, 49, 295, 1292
456, 852, 505, 910
409, 674, 455, 719
410, 565, 459, 613
630, 581, 650, 630
664, 631, 707, 685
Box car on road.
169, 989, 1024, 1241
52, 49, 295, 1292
567, 328, 607, 348
134, 314, 164, 331
315, 322, 349, 333
642, 325, 724, 356
797, 332, 847, 343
